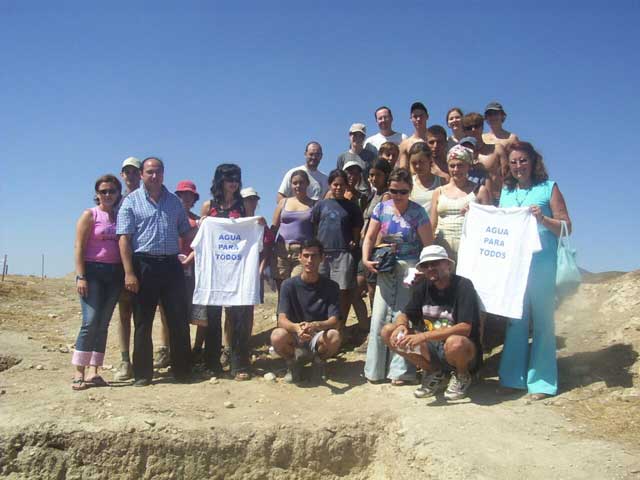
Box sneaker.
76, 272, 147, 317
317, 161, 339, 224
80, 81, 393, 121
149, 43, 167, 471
444, 371, 472, 400
353, 335, 369, 354
153, 347, 170, 369
284, 359, 302, 384
294, 347, 313, 365
414, 370, 445, 398
311, 356, 327, 384
220, 347, 231, 368
113, 361, 133, 381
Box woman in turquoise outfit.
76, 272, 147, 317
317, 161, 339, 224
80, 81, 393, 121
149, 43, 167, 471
498, 141, 572, 400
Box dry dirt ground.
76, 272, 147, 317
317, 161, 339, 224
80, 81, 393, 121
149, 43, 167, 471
1, 272, 639, 479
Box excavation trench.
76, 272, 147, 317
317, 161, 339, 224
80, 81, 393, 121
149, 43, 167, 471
0, 422, 385, 479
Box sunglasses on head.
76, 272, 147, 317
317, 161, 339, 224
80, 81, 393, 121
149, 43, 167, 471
389, 188, 410, 195
463, 123, 483, 132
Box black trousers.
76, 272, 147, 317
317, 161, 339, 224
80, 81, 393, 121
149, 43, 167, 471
132, 254, 191, 381
203, 305, 252, 375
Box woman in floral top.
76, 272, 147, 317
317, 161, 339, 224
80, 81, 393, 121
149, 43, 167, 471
362, 168, 433, 384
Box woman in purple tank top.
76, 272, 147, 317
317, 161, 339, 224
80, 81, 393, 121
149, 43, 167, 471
71, 174, 124, 390
271, 169, 315, 292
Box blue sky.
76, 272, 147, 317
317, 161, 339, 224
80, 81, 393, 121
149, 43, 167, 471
1, 1, 638, 276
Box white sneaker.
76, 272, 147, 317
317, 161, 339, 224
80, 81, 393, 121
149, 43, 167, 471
444, 371, 472, 400
414, 370, 445, 398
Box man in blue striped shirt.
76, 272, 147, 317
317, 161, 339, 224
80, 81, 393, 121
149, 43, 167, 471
117, 157, 194, 386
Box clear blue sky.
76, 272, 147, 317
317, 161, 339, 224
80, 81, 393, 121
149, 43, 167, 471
1, 1, 638, 277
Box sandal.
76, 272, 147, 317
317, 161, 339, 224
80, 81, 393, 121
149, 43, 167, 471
234, 371, 251, 381
86, 375, 108, 387
527, 393, 549, 401
71, 378, 89, 391
391, 379, 405, 386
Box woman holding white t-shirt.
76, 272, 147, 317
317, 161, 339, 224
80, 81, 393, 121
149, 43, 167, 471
194, 164, 255, 380
430, 145, 492, 265
498, 141, 571, 400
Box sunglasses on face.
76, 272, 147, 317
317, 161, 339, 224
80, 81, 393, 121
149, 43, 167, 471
510, 159, 529, 166
98, 189, 117, 195
389, 188, 410, 195
223, 176, 240, 183
463, 123, 483, 132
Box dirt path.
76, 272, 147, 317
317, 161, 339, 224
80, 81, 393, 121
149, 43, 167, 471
1, 275, 639, 479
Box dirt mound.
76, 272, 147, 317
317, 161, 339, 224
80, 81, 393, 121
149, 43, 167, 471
0, 422, 380, 479
1, 273, 640, 479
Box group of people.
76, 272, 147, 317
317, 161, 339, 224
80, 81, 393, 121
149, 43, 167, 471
71, 100, 572, 402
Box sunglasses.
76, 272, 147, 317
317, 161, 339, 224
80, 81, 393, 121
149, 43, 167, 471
510, 159, 529, 166
463, 123, 483, 132
98, 189, 118, 195
389, 188, 410, 195
223, 176, 241, 183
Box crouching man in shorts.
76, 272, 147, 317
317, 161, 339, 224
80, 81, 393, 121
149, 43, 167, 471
270, 239, 342, 384
381, 245, 481, 400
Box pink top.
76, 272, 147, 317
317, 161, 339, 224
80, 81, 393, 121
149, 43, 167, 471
84, 207, 121, 264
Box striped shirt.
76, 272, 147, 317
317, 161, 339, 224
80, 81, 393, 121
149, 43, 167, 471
117, 185, 190, 255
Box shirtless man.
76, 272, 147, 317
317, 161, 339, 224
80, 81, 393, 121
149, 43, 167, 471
427, 125, 450, 181
364, 106, 407, 155
482, 102, 519, 150
462, 112, 508, 204
398, 102, 429, 169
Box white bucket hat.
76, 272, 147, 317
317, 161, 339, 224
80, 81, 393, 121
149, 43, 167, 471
418, 245, 455, 267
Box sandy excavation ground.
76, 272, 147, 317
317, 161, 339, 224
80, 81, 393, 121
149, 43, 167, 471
1, 272, 640, 479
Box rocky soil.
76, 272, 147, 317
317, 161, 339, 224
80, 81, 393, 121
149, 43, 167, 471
0, 272, 639, 479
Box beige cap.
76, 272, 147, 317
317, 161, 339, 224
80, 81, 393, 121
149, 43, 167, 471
121, 156, 141, 170
349, 123, 367, 135
240, 187, 260, 199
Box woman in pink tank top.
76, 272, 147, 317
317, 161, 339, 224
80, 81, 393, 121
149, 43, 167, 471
71, 174, 124, 390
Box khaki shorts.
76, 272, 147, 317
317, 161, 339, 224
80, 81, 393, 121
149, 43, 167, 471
275, 242, 304, 280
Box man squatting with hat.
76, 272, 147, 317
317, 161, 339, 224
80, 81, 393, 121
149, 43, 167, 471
381, 245, 482, 400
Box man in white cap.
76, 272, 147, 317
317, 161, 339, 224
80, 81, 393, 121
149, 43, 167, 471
114, 156, 141, 381
381, 245, 481, 400
336, 123, 375, 195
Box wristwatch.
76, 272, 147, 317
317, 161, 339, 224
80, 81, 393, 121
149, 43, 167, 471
76, 275, 86, 282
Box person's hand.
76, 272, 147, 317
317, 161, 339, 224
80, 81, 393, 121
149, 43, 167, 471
411, 270, 425, 285
363, 259, 379, 274
257, 217, 267, 226
297, 323, 312, 342
124, 273, 139, 294
76, 278, 88, 298
397, 332, 426, 349
530, 205, 544, 223
390, 324, 408, 348
460, 204, 470, 215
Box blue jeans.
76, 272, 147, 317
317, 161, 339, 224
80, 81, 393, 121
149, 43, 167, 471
364, 260, 417, 381
73, 262, 123, 367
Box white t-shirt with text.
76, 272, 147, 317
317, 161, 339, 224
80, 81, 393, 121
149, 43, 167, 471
456, 203, 541, 319
192, 216, 264, 306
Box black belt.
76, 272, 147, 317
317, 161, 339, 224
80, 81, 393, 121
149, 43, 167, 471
134, 252, 177, 261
